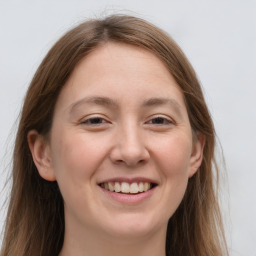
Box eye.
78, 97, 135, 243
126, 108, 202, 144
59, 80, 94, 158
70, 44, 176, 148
149, 117, 171, 125
147, 116, 173, 125
80, 115, 110, 127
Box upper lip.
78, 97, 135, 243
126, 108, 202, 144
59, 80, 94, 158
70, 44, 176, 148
97, 177, 159, 185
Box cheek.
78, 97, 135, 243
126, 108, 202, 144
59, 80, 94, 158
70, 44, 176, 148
50, 130, 107, 186
152, 135, 192, 215
49, 130, 109, 215
153, 134, 192, 177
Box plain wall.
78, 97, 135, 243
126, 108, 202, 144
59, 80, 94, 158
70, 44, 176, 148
0, 1, 255, 255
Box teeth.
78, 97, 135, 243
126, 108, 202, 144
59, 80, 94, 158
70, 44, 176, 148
121, 182, 130, 193
130, 183, 139, 193
108, 182, 115, 192
144, 182, 150, 191
138, 182, 144, 192
114, 182, 121, 192
101, 182, 153, 194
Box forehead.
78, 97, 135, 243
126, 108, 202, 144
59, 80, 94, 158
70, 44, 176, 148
55, 42, 186, 113
74, 42, 175, 83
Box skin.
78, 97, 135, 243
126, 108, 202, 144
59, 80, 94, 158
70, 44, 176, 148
28, 42, 204, 256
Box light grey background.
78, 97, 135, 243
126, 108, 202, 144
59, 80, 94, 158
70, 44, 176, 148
0, 1, 255, 255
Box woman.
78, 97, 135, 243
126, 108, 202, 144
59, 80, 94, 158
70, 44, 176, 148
0, 15, 228, 256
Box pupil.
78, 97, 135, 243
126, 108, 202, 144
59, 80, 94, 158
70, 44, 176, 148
153, 117, 163, 124
91, 118, 101, 124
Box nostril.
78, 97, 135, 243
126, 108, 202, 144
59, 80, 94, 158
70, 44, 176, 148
114, 159, 125, 164
112, 157, 147, 166
109, 142, 150, 167
115, 159, 147, 166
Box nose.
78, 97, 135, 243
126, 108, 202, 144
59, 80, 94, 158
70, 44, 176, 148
109, 124, 150, 167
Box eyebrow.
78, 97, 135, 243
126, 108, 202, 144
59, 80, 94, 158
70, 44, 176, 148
69, 96, 118, 114
142, 97, 181, 108
69, 96, 182, 115
142, 97, 183, 116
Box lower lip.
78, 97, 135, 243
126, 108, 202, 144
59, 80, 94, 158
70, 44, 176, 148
99, 186, 156, 204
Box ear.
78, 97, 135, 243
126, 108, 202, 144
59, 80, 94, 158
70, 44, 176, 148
27, 130, 56, 181
188, 132, 205, 178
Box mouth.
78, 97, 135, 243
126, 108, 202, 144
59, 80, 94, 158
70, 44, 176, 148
98, 181, 157, 194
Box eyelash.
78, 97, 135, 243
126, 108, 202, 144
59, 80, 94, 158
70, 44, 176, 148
80, 116, 109, 126
146, 116, 173, 125
80, 115, 174, 128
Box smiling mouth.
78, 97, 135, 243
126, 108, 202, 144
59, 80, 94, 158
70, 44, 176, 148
99, 182, 157, 194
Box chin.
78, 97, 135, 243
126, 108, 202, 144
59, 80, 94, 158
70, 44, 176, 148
100, 211, 166, 240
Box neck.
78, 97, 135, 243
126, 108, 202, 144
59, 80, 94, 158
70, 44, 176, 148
59, 220, 167, 256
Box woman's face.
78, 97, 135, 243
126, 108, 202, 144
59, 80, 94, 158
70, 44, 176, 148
35, 42, 203, 240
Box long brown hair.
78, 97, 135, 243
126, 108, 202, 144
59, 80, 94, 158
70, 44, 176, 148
0, 14, 228, 256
